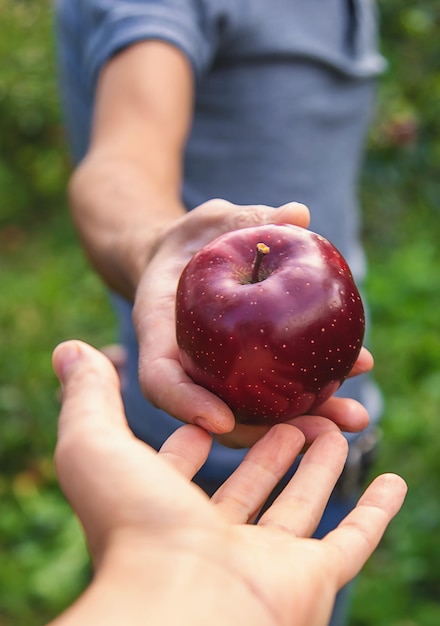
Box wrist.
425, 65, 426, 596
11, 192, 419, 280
99, 539, 275, 626
68, 154, 185, 300
50, 532, 277, 626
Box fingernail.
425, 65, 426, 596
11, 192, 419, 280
53, 341, 82, 383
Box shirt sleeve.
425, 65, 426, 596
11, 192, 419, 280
81, 0, 221, 88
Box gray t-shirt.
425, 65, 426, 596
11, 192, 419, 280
56, 0, 385, 483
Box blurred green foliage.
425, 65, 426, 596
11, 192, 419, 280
0, 0, 439, 624
0, 0, 67, 227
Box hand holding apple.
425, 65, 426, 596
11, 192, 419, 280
133, 199, 371, 446
176, 223, 365, 425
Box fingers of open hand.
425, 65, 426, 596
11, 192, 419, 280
219, 414, 340, 452
258, 431, 349, 537
158, 424, 213, 478
212, 424, 305, 523
324, 473, 407, 588
284, 414, 340, 446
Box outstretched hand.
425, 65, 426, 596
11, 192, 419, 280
50, 340, 406, 626
133, 199, 372, 448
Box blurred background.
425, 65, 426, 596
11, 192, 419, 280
0, 1, 439, 624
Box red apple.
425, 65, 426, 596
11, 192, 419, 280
175, 224, 365, 425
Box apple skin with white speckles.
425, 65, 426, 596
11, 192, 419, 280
175, 224, 365, 426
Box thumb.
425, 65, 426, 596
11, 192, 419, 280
52, 339, 129, 440
271, 201, 310, 229
52, 341, 140, 563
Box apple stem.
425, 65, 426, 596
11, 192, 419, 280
251, 242, 270, 283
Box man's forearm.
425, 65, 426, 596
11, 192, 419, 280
68, 152, 186, 300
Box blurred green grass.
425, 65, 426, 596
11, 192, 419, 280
1, 0, 440, 624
